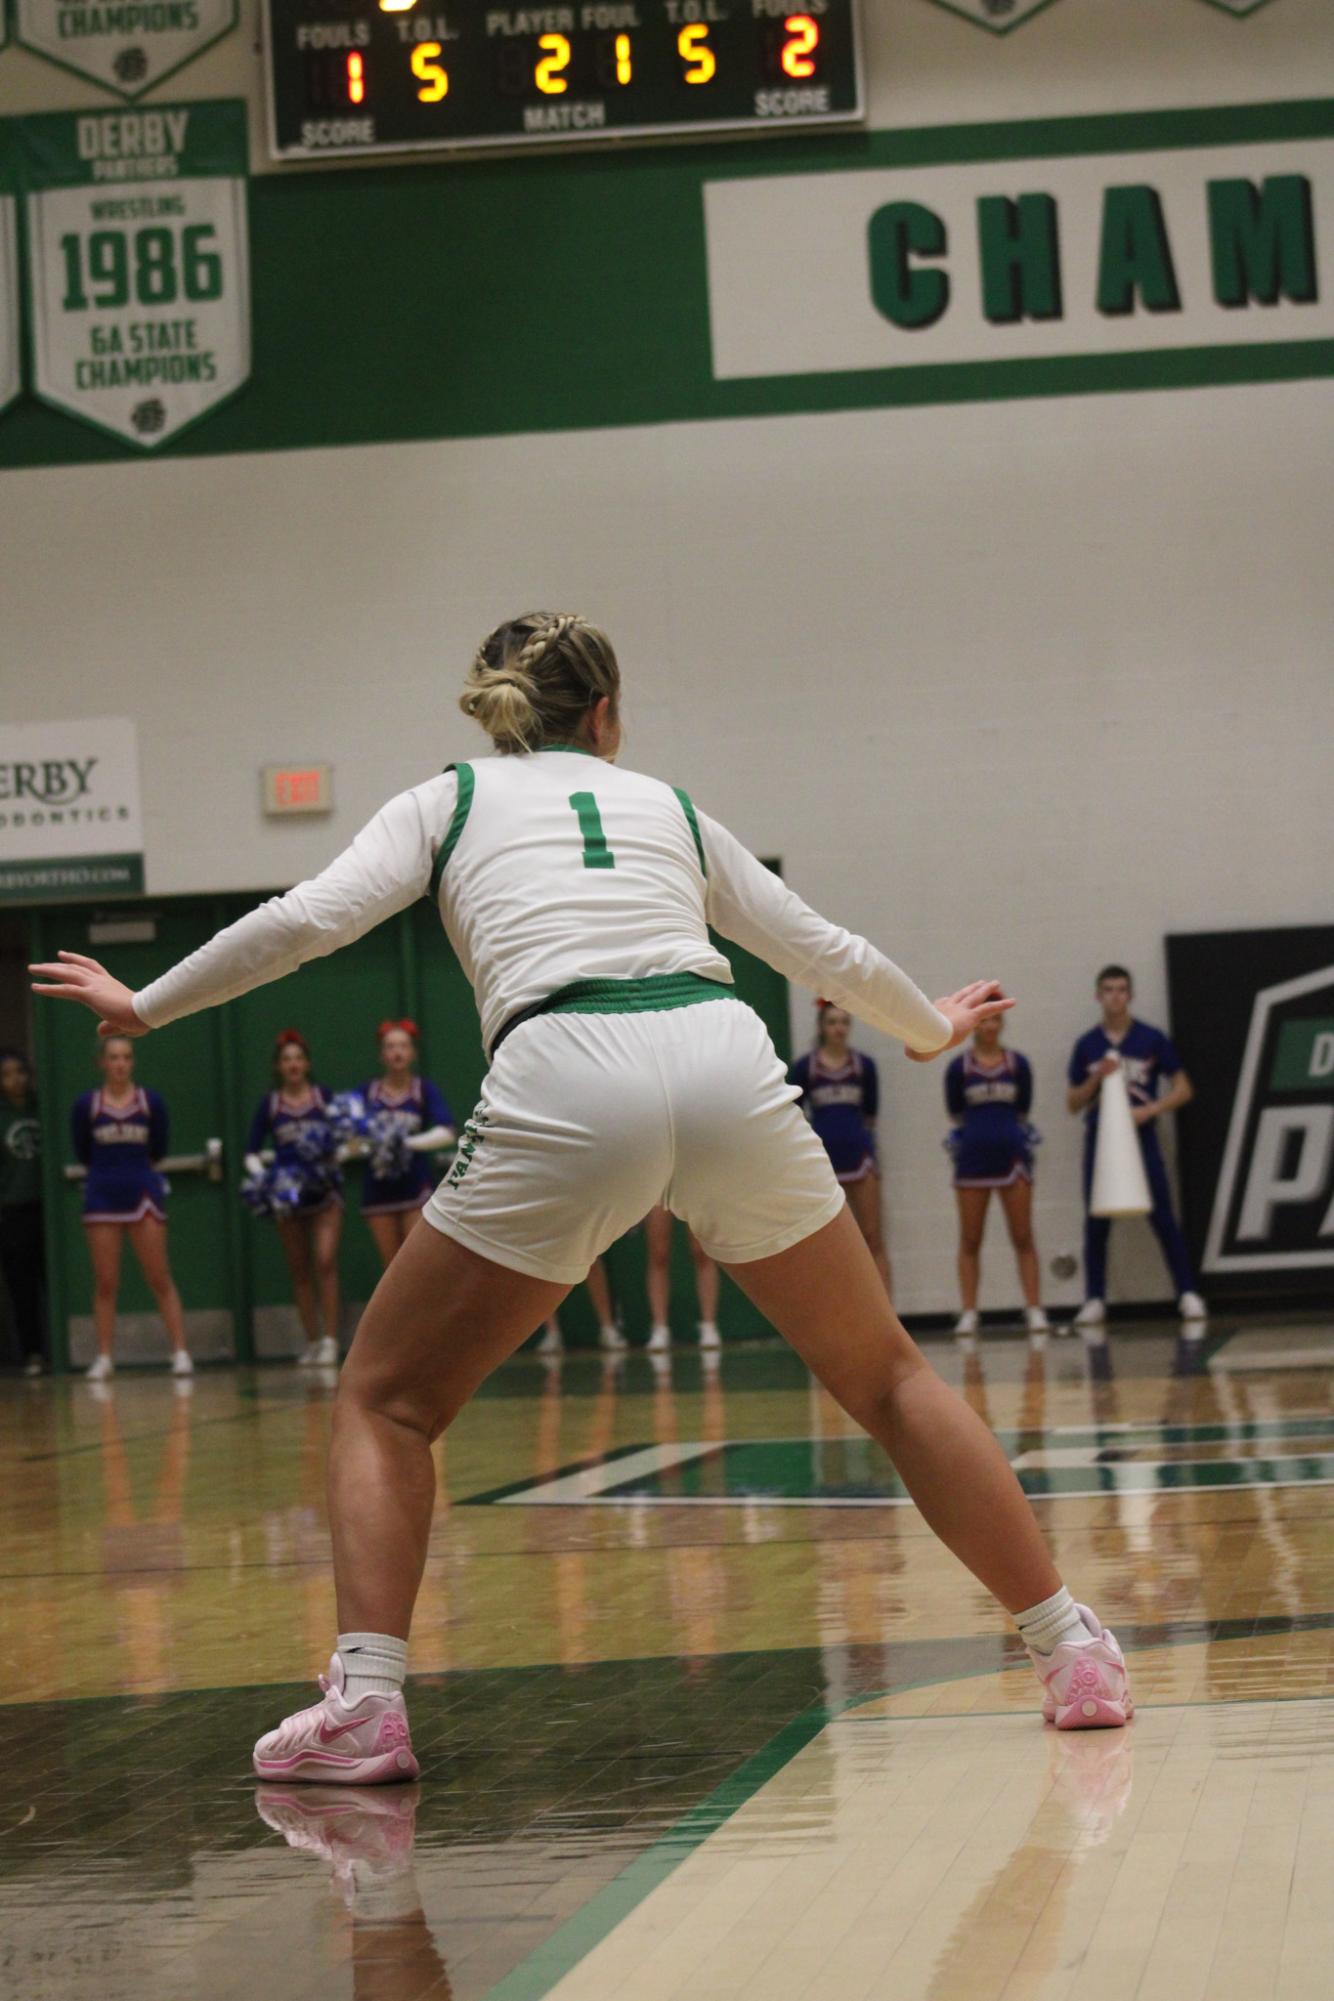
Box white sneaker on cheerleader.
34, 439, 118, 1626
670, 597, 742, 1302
311, 1335, 339, 1366
86, 1354, 114, 1382
252, 1654, 421, 1785
535, 1324, 564, 1356
698, 1321, 722, 1352
1028, 1605, 1133, 1731
646, 1324, 672, 1354
954, 1310, 979, 1338
599, 1324, 627, 1353
1072, 1298, 1106, 1330
171, 1349, 194, 1377
1178, 1291, 1208, 1322
1024, 1307, 1051, 1336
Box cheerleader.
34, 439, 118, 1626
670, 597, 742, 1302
945, 1016, 1049, 1342
358, 1021, 456, 1268
72, 1036, 191, 1381
246, 1030, 343, 1367
789, 1003, 892, 1296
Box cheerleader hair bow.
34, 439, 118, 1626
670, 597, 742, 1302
377, 1018, 420, 1040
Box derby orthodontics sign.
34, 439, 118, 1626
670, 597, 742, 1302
705, 112, 1332, 389
0, 719, 145, 902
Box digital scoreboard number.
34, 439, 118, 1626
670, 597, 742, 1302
264, 0, 863, 160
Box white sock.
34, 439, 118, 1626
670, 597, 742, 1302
337, 1631, 407, 1703
1015, 1587, 1087, 1656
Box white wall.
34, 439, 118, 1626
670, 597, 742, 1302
3, 0, 1333, 1313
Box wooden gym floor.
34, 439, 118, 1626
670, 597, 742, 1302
1, 1317, 1331, 2001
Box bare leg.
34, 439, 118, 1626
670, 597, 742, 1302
645, 1205, 671, 1327
85, 1222, 123, 1359
277, 1216, 319, 1345
128, 1215, 188, 1351
723, 1204, 1060, 1614
955, 1186, 990, 1312
688, 1234, 719, 1323
367, 1213, 403, 1271
846, 1172, 893, 1299
332, 1224, 565, 1636
999, 1180, 1042, 1308
313, 1204, 344, 1346
584, 1256, 614, 1329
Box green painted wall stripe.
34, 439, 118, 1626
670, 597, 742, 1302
1, 99, 1331, 471
673, 786, 707, 877
428, 762, 474, 900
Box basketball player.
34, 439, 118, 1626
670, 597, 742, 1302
34, 613, 1133, 1773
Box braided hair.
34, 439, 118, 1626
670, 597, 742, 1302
459, 612, 620, 754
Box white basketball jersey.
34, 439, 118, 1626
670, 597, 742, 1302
133, 748, 950, 1058
435, 749, 732, 1052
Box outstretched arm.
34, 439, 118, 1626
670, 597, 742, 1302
699, 812, 1011, 1059
31, 778, 451, 1038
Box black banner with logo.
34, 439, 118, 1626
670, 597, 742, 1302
1168, 925, 1334, 1301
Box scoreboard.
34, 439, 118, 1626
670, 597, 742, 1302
264, 0, 863, 160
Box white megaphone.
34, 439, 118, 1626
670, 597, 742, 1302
1090, 1059, 1152, 1218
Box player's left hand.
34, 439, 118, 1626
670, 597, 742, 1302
29, 951, 147, 1038
906, 980, 1015, 1062
1131, 1103, 1158, 1126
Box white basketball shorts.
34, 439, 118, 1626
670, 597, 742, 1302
422, 999, 845, 1285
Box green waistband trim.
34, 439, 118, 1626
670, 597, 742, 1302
492, 972, 737, 1057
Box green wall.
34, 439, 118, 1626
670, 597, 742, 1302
2, 97, 1332, 472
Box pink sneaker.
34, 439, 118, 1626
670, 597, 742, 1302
255, 1783, 420, 1910
1028, 1605, 1133, 1730
252, 1654, 421, 1784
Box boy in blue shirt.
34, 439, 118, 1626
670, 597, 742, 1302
1067, 965, 1206, 1329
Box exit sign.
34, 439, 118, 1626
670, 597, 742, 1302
262, 764, 333, 815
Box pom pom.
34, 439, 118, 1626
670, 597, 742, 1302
365, 1107, 413, 1182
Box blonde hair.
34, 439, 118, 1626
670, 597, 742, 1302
459, 612, 620, 754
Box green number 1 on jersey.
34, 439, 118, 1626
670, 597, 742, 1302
568, 792, 616, 869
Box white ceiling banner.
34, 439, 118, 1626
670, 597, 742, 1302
14, 0, 239, 101
924, 0, 1065, 33
0, 128, 19, 421
19, 100, 251, 451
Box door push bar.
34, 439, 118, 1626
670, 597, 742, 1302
65, 1138, 225, 1184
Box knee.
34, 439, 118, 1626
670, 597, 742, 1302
335, 1369, 442, 1444
959, 1230, 983, 1257
94, 1278, 117, 1304
1008, 1227, 1035, 1256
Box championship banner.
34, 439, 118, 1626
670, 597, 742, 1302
926, 0, 1062, 31
0, 127, 20, 421
1167, 925, 1334, 1298
15, 0, 238, 101
19, 100, 250, 450
0, 718, 144, 903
